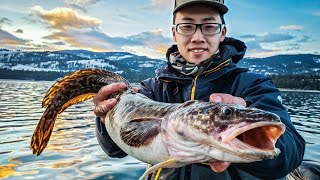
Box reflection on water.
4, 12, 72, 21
281, 91, 320, 166
0, 80, 319, 179
0, 80, 145, 180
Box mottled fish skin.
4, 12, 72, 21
105, 91, 179, 165
170, 101, 281, 136
31, 68, 285, 170
161, 101, 285, 163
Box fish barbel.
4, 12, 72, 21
31, 69, 285, 179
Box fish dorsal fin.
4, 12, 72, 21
120, 118, 161, 148
58, 93, 96, 114
139, 158, 178, 180
42, 69, 130, 108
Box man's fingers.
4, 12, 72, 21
210, 94, 223, 103
209, 161, 231, 173
210, 93, 246, 107
93, 82, 127, 105
133, 87, 139, 92
93, 98, 118, 118
233, 96, 246, 106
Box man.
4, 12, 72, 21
93, 0, 305, 179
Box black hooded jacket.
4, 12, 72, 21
95, 37, 305, 179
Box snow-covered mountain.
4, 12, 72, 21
0, 49, 166, 81
0, 48, 319, 82
239, 54, 320, 75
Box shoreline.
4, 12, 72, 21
1, 79, 320, 93
279, 88, 320, 93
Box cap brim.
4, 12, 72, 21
173, 1, 228, 14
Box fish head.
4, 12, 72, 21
161, 100, 285, 163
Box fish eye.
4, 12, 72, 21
222, 107, 233, 116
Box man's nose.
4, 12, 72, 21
191, 27, 205, 43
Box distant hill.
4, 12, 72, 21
0, 49, 319, 89
239, 54, 320, 75
0, 49, 166, 82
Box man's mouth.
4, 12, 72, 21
189, 48, 207, 53
191, 49, 205, 53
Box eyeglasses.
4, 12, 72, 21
174, 23, 224, 36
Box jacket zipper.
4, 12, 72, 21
191, 74, 200, 100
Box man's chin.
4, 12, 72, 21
184, 56, 208, 64
187, 54, 211, 64
189, 58, 208, 64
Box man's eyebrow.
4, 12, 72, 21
180, 17, 217, 21
181, 17, 195, 21
202, 17, 217, 21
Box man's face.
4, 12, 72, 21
172, 4, 226, 64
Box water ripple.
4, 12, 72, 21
0, 81, 319, 179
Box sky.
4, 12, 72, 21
0, 0, 319, 59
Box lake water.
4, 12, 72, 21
0, 80, 319, 180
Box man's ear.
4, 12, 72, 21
220, 26, 227, 42
172, 26, 177, 42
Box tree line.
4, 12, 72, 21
1, 68, 319, 90
0, 68, 154, 83
270, 74, 320, 90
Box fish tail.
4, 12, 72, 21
30, 105, 57, 155
31, 68, 130, 155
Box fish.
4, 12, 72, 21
30, 68, 285, 180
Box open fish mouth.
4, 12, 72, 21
221, 122, 285, 151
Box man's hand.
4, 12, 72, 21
93, 83, 130, 123
209, 93, 246, 107
209, 161, 231, 173
208, 93, 246, 173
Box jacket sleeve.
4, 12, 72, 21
232, 73, 306, 179
95, 116, 127, 158
95, 78, 156, 158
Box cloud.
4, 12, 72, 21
31, 6, 101, 30
44, 29, 114, 51
127, 29, 171, 45
280, 25, 304, 31
15, 29, 23, 33
42, 28, 172, 54
312, 11, 320, 16
239, 33, 298, 58
0, 27, 64, 51
240, 33, 295, 44
0, 29, 30, 49
240, 33, 295, 43
66, 3, 88, 13
141, 0, 173, 11
239, 34, 257, 39
126, 29, 172, 55
52, 41, 68, 46
28, 6, 172, 58
255, 33, 294, 43
297, 35, 312, 43
65, 0, 102, 6
244, 40, 264, 52
285, 44, 300, 51
0, 17, 11, 24
151, 0, 173, 9
64, 0, 104, 13
313, 51, 320, 55
0, 17, 12, 28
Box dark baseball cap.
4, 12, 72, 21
173, 0, 228, 14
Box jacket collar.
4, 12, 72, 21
157, 37, 247, 83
